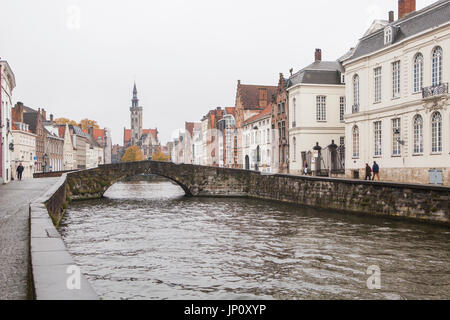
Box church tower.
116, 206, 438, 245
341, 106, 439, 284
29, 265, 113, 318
130, 82, 143, 145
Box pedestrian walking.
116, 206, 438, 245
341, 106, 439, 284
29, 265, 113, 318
372, 161, 380, 181
16, 163, 24, 181
303, 164, 308, 175
364, 163, 372, 180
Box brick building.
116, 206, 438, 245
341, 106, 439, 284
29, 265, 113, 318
271, 73, 289, 173
234, 81, 277, 168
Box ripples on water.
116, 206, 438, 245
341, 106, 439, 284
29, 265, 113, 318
58, 180, 450, 300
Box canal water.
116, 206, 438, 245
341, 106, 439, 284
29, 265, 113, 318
59, 180, 450, 300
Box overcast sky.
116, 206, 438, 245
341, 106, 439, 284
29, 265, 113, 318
0, 0, 437, 145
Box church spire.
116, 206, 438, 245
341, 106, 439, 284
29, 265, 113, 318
132, 82, 139, 108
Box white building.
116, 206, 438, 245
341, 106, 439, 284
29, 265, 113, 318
287, 49, 346, 175
12, 122, 36, 179
61, 124, 76, 170
242, 105, 272, 172
0, 60, 16, 184
342, 0, 450, 185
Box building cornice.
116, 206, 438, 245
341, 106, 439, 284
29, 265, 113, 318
287, 83, 345, 92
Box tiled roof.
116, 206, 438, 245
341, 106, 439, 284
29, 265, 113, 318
23, 112, 38, 134
124, 129, 131, 146
58, 126, 66, 138
124, 128, 158, 146
287, 60, 344, 87
238, 84, 278, 110
244, 104, 271, 124
347, 0, 450, 62
225, 107, 235, 116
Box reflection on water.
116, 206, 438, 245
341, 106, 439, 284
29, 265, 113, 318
59, 181, 450, 300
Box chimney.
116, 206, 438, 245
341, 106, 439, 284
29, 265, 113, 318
41, 108, 46, 121
389, 11, 394, 23
237, 80, 241, 86
50, 114, 54, 123
398, 0, 416, 19
315, 48, 322, 62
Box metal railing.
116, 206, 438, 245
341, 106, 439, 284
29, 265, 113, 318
422, 83, 448, 99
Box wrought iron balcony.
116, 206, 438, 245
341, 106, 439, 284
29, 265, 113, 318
422, 83, 448, 99
352, 104, 360, 114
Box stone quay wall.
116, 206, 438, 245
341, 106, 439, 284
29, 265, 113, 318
62, 161, 449, 226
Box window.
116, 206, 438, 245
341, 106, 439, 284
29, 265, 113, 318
339, 97, 345, 121
340, 136, 345, 147
384, 27, 392, 45
374, 121, 382, 156
277, 104, 281, 115
431, 112, 442, 153
293, 137, 296, 162
414, 53, 424, 93
392, 118, 401, 156
352, 126, 359, 158
392, 61, 401, 98
432, 47, 443, 87
413, 115, 423, 154
281, 121, 286, 139
353, 75, 360, 111
282, 102, 285, 113
316, 96, 326, 121
374, 67, 382, 103
292, 98, 297, 128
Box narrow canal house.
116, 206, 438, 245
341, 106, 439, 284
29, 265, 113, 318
234, 81, 278, 169
342, 0, 450, 185
11, 102, 36, 179
0, 60, 16, 183
271, 73, 289, 174
242, 104, 272, 172
217, 107, 238, 168
22, 106, 47, 173
287, 49, 346, 176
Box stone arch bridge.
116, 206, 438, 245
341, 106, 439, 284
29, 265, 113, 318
60, 160, 449, 225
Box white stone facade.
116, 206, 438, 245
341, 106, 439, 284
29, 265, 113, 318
343, 2, 450, 185
242, 111, 272, 172
12, 124, 36, 179
288, 84, 346, 175
0, 60, 15, 184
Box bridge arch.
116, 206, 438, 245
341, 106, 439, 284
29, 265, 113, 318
66, 161, 198, 200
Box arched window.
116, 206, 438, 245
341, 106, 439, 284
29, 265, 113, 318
414, 53, 423, 93
413, 115, 423, 154
431, 112, 442, 153
293, 137, 296, 162
352, 126, 359, 158
432, 47, 443, 87
353, 75, 360, 112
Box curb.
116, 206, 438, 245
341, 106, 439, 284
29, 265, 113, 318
29, 174, 99, 300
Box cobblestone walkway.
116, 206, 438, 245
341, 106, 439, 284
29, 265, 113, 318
0, 177, 59, 300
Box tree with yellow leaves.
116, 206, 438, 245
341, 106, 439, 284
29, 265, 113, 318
79, 119, 100, 130
151, 150, 170, 162
122, 146, 145, 162
55, 118, 78, 126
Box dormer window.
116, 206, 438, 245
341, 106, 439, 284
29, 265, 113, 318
384, 27, 393, 45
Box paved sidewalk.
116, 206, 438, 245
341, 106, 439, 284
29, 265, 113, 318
0, 177, 59, 300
